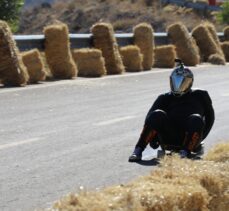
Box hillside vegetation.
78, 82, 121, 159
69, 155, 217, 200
18, 0, 226, 34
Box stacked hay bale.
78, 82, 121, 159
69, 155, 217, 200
204, 22, 225, 59
224, 26, 229, 41
91, 23, 125, 75
167, 23, 200, 66
72, 48, 106, 77
221, 42, 229, 62
44, 23, 77, 79
154, 45, 176, 68
119, 45, 143, 72
0, 21, 29, 86
192, 24, 225, 65
22, 49, 46, 83
133, 23, 154, 70
53, 143, 229, 211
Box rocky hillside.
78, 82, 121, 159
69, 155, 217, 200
18, 0, 225, 34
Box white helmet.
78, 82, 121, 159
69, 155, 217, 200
170, 59, 193, 96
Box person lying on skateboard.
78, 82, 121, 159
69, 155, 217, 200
129, 59, 215, 162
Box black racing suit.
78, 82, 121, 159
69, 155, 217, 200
135, 89, 215, 152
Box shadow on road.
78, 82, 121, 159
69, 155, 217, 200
136, 158, 160, 166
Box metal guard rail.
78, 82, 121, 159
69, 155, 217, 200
13, 32, 224, 51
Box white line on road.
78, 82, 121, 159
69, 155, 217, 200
0, 69, 171, 94
221, 93, 229, 97
95, 115, 137, 126
0, 137, 42, 150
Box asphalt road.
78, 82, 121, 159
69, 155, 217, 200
0, 64, 229, 210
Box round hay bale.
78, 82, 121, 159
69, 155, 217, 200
208, 54, 226, 65
224, 26, 229, 41
167, 22, 200, 66
91, 22, 125, 75
44, 23, 77, 79
119, 45, 143, 72
22, 49, 46, 83
221, 42, 229, 62
133, 23, 154, 70
72, 48, 106, 77
192, 24, 219, 62
154, 45, 176, 68
0, 21, 29, 86
204, 22, 225, 59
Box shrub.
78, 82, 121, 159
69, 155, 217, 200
217, 1, 229, 24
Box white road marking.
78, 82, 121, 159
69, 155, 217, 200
0, 69, 171, 94
0, 137, 42, 150
221, 93, 229, 97
95, 115, 137, 126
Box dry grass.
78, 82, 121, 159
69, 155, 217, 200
22, 49, 46, 83
44, 22, 77, 79
221, 42, 229, 62
167, 22, 200, 66
91, 22, 125, 75
51, 143, 229, 211
72, 48, 106, 77
119, 45, 143, 72
154, 45, 176, 68
133, 23, 154, 70
192, 24, 221, 62
224, 26, 229, 41
0, 21, 29, 86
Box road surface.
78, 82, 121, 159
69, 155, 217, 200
0, 64, 229, 210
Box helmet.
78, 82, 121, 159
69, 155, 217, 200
170, 59, 193, 97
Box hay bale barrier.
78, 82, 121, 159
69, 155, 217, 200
221, 42, 229, 62
154, 45, 176, 68
208, 53, 226, 65
22, 49, 46, 83
192, 24, 221, 62
167, 23, 200, 66
91, 23, 125, 75
52, 143, 229, 211
224, 26, 229, 41
133, 23, 154, 70
204, 22, 225, 60
119, 45, 143, 72
0, 21, 29, 86
72, 48, 106, 77
44, 23, 77, 79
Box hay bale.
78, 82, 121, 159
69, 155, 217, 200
44, 23, 77, 79
22, 49, 46, 83
72, 48, 106, 77
205, 142, 229, 162
154, 45, 176, 68
224, 26, 229, 41
167, 23, 200, 66
221, 41, 229, 62
204, 22, 225, 59
208, 54, 226, 65
119, 45, 143, 72
192, 24, 222, 62
0, 21, 29, 86
91, 23, 125, 75
52, 143, 229, 211
133, 23, 154, 70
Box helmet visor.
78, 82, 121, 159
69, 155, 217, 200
170, 74, 193, 95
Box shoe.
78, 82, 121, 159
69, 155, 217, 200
179, 149, 190, 159
128, 147, 143, 162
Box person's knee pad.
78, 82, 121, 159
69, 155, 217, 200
187, 114, 204, 132
145, 109, 167, 126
